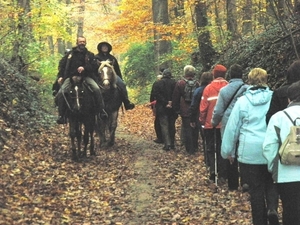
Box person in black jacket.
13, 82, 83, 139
149, 74, 163, 144
266, 60, 300, 124
55, 36, 106, 124
95, 42, 134, 110
152, 69, 178, 151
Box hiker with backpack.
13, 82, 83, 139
211, 64, 249, 191
172, 65, 200, 154
199, 64, 228, 182
221, 68, 279, 225
263, 81, 300, 225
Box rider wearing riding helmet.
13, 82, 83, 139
95, 41, 135, 110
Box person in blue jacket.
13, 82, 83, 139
263, 81, 300, 225
221, 68, 279, 225
211, 64, 249, 191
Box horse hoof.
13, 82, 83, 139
90, 151, 96, 156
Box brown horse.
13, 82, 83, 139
97, 61, 123, 147
64, 76, 96, 160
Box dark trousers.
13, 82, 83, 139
239, 163, 279, 225
154, 115, 162, 141
227, 159, 239, 190
181, 117, 199, 154
116, 76, 128, 101
158, 113, 177, 147
56, 77, 104, 115
278, 182, 300, 225
204, 128, 227, 178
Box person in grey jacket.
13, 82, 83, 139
211, 64, 249, 191
221, 68, 279, 225
263, 81, 300, 225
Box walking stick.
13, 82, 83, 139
214, 127, 218, 186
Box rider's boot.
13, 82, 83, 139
123, 98, 135, 110
56, 100, 67, 124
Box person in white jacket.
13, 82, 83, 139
263, 80, 300, 225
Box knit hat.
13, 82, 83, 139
162, 69, 172, 77
229, 64, 243, 79
213, 64, 227, 78
287, 81, 300, 101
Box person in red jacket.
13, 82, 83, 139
200, 64, 228, 182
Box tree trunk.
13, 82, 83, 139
48, 36, 54, 55
152, 0, 172, 72
226, 0, 239, 40
10, 0, 31, 71
77, 0, 85, 37
242, 0, 252, 35
194, 1, 216, 71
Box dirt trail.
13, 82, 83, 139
0, 107, 256, 225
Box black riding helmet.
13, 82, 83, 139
97, 42, 112, 53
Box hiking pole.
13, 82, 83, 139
214, 127, 218, 186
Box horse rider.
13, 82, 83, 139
95, 41, 135, 110
55, 36, 107, 124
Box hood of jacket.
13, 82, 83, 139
244, 86, 273, 106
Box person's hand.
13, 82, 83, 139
57, 77, 63, 85
227, 156, 235, 164
77, 66, 85, 73
190, 122, 196, 128
166, 101, 172, 108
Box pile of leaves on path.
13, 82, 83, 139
0, 104, 259, 225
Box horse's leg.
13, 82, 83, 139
108, 111, 119, 146
98, 119, 107, 148
89, 117, 96, 156
76, 122, 83, 158
69, 120, 78, 161
82, 126, 88, 158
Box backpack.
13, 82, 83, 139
183, 79, 197, 102
278, 111, 300, 165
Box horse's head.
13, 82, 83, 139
68, 76, 85, 112
98, 60, 117, 90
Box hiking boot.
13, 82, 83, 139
242, 183, 250, 192
209, 173, 216, 181
124, 100, 135, 110
163, 145, 171, 151
267, 209, 279, 225
153, 139, 163, 144
56, 116, 67, 124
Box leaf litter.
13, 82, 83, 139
0, 105, 278, 225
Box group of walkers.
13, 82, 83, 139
150, 61, 300, 225
53, 36, 135, 124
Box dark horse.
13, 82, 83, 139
97, 61, 122, 147
64, 76, 96, 160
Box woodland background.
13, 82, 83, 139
1, 0, 300, 106
0, 1, 299, 224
